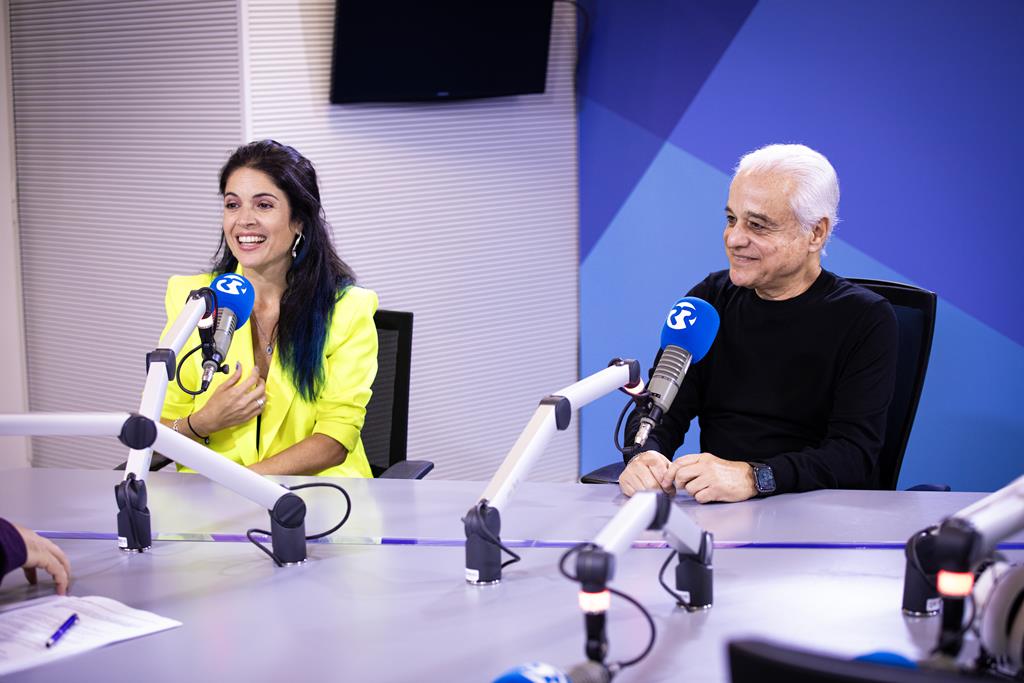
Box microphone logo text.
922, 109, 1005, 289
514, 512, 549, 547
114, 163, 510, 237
215, 274, 248, 297
667, 301, 697, 330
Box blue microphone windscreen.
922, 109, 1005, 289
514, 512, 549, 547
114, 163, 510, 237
211, 273, 255, 327
492, 662, 571, 683
660, 297, 720, 363
854, 652, 917, 668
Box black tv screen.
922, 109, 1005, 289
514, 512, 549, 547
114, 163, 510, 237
330, 1, 554, 104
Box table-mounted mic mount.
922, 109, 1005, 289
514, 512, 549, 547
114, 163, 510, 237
0, 411, 310, 565
901, 473, 1024, 672
114, 285, 214, 552
0, 284, 314, 566
571, 491, 713, 670
464, 358, 643, 585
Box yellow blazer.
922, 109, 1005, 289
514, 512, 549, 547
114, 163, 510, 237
160, 272, 378, 478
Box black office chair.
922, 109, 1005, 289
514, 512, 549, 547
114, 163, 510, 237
580, 278, 938, 490
363, 310, 432, 479
846, 278, 936, 490
116, 309, 432, 479
729, 639, 970, 683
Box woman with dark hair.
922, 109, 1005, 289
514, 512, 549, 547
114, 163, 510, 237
159, 140, 377, 477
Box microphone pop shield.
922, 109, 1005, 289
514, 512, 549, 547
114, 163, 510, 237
492, 661, 572, 683
660, 297, 719, 361
210, 273, 255, 327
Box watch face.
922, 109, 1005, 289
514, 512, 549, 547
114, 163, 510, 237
754, 465, 776, 493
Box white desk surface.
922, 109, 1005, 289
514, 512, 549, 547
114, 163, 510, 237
3, 467, 1021, 681
3, 468, 1020, 548
5, 539, 1006, 683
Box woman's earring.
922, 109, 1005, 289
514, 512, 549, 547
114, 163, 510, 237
291, 233, 304, 259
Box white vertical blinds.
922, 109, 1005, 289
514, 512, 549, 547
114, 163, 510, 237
10, 0, 243, 468
12, 0, 580, 482
244, 1, 580, 481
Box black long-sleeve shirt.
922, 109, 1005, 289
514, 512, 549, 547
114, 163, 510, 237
0, 517, 27, 586
626, 269, 899, 493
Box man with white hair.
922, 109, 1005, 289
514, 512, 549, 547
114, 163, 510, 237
619, 143, 898, 503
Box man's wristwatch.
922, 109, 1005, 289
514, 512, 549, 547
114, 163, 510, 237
749, 462, 776, 496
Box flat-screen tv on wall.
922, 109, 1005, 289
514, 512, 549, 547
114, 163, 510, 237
330, 0, 554, 104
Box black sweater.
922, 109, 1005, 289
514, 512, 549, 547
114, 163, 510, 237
626, 269, 899, 493
0, 518, 27, 586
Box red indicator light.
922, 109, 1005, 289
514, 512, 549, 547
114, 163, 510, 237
937, 570, 974, 597
578, 590, 611, 613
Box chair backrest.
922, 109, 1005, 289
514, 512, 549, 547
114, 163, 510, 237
729, 639, 968, 683
847, 278, 936, 490
362, 310, 413, 477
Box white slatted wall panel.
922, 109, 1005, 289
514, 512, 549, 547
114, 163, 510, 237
10, 0, 243, 468
245, 1, 580, 481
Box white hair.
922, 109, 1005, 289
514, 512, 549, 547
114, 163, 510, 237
734, 143, 840, 237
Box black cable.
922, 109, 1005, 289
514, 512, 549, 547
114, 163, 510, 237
905, 527, 939, 585
288, 482, 353, 539
553, 0, 591, 104
557, 543, 658, 672
613, 395, 633, 455
657, 550, 693, 609
558, 542, 591, 582
613, 394, 646, 460
246, 527, 281, 566
175, 343, 206, 396
468, 503, 521, 569
173, 287, 219, 397
609, 585, 657, 668
246, 482, 354, 566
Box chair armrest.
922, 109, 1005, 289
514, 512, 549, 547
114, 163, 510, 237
580, 462, 625, 485
378, 460, 434, 480
113, 454, 175, 472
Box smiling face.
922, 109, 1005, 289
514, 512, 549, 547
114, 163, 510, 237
723, 170, 827, 300
222, 167, 301, 275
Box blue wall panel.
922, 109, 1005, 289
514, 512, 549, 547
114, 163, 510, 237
579, 0, 1024, 491
581, 144, 726, 472
579, 1, 757, 260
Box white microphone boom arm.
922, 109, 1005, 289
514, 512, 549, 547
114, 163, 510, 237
574, 491, 714, 664
902, 473, 1024, 657
948, 473, 1024, 559
124, 288, 212, 478
591, 491, 706, 560
0, 411, 308, 564
463, 358, 642, 585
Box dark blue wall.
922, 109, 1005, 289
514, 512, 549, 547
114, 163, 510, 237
578, 0, 1024, 491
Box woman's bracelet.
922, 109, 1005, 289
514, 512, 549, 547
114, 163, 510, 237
187, 414, 210, 445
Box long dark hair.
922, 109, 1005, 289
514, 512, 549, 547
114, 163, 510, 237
213, 140, 356, 401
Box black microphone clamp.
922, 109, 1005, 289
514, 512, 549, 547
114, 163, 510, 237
190, 286, 227, 393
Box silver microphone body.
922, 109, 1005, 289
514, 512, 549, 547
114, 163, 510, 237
566, 660, 613, 683
201, 307, 240, 390
634, 344, 692, 449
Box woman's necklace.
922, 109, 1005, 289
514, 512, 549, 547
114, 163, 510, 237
251, 311, 277, 357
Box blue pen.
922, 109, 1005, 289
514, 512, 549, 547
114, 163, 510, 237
45, 613, 79, 648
